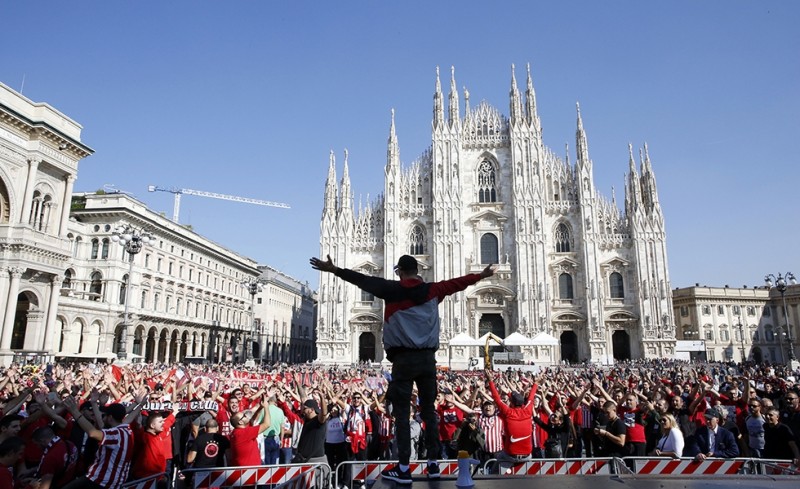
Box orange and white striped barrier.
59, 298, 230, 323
335, 460, 458, 486
507, 459, 612, 475
632, 458, 746, 475
122, 472, 165, 489
185, 463, 328, 488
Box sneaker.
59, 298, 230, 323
427, 462, 440, 479
381, 465, 412, 484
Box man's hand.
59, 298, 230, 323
310, 255, 337, 273
480, 264, 497, 279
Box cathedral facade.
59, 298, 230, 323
316, 66, 675, 367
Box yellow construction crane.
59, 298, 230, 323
147, 185, 290, 223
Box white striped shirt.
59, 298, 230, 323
87, 424, 133, 489
478, 414, 504, 453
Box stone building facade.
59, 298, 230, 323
316, 65, 676, 367
673, 284, 800, 364
0, 82, 93, 365
0, 82, 316, 365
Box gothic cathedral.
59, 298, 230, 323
316, 65, 675, 367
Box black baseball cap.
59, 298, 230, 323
394, 255, 418, 272
99, 403, 127, 423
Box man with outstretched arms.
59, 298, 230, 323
311, 254, 495, 484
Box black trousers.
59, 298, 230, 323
386, 349, 441, 465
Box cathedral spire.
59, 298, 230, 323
524, 63, 541, 133
575, 102, 590, 169
323, 150, 338, 216
509, 63, 523, 125
448, 66, 460, 128
641, 142, 661, 210
433, 66, 444, 130
625, 143, 642, 215
386, 108, 399, 174
340, 149, 353, 214
463, 86, 470, 118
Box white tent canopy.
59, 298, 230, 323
475, 332, 504, 347
449, 332, 481, 346
502, 332, 537, 346
531, 332, 560, 346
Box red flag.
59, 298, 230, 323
111, 365, 123, 382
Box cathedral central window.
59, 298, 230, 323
477, 160, 497, 202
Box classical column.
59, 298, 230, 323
164, 336, 172, 364
186, 335, 195, 357
58, 175, 76, 237
174, 339, 183, 362
1, 268, 24, 349
19, 158, 40, 224
43, 275, 62, 353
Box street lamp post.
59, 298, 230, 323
111, 224, 153, 361
736, 309, 746, 362
241, 279, 263, 366
765, 272, 797, 368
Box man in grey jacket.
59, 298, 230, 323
311, 254, 495, 484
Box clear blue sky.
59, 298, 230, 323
2, 1, 798, 290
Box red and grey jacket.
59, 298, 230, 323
334, 268, 482, 360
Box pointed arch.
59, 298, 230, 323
477, 158, 498, 202
409, 224, 425, 255
554, 221, 572, 253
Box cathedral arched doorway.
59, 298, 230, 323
478, 313, 505, 359
752, 346, 763, 364
612, 330, 631, 361
359, 332, 376, 362
11, 292, 36, 350
560, 331, 579, 364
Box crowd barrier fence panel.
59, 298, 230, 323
122, 472, 168, 489
753, 459, 800, 476
483, 458, 613, 476
182, 463, 330, 489
334, 460, 459, 486
626, 457, 753, 475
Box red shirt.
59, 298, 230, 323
37, 437, 78, 487
437, 404, 464, 441
230, 425, 262, 466
131, 415, 176, 479
489, 381, 539, 456
21, 416, 49, 465
0, 465, 14, 489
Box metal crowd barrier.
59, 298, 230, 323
123, 471, 169, 489
334, 460, 459, 488
180, 456, 798, 488
625, 456, 755, 475
754, 459, 800, 476
182, 462, 331, 489
484, 457, 614, 475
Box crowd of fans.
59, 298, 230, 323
0, 358, 798, 488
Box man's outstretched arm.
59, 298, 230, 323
311, 254, 393, 298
